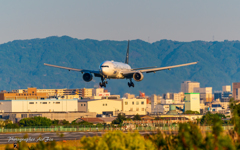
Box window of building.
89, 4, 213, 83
42, 102, 47, 104
49, 102, 51, 104
81, 104, 83, 106
56, 102, 60, 104
84, 104, 85, 106
103, 104, 105, 106
136, 108, 139, 111
36, 102, 37, 104
136, 101, 139, 105
132, 102, 134, 105
141, 101, 144, 105
29, 102, 34, 104
106, 103, 107, 106
142, 108, 144, 111
125, 102, 128, 105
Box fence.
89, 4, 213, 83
0, 125, 234, 133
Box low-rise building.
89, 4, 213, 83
78, 98, 147, 116
0, 87, 48, 100
0, 99, 78, 113
123, 93, 135, 99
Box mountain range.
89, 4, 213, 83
0, 36, 240, 96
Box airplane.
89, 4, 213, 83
44, 40, 197, 88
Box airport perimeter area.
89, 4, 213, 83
0, 125, 234, 133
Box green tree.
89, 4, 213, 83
200, 112, 226, 125
19, 116, 52, 127
4, 123, 19, 129
133, 114, 142, 120
112, 114, 128, 124
184, 110, 200, 114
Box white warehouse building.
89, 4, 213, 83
78, 98, 147, 116
0, 99, 78, 113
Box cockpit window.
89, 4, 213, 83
101, 65, 109, 68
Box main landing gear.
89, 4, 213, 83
128, 78, 134, 87
99, 77, 108, 87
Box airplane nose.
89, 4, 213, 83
101, 68, 106, 75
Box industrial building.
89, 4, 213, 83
0, 99, 78, 113
78, 98, 147, 116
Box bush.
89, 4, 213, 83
81, 130, 155, 150
19, 116, 52, 127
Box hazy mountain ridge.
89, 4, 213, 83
0, 36, 240, 96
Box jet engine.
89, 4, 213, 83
82, 72, 93, 82
133, 72, 144, 81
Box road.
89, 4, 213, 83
0, 131, 158, 144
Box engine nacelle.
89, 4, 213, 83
83, 72, 93, 82
133, 72, 144, 81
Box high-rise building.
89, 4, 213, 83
194, 87, 212, 103
222, 85, 231, 92
184, 93, 200, 113
181, 81, 200, 93
214, 91, 222, 100
232, 82, 240, 100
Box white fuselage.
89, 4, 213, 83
99, 61, 131, 79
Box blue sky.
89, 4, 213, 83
0, 0, 240, 44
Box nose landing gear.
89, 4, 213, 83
128, 78, 134, 87
99, 77, 108, 87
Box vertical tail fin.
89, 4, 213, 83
125, 40, 130, 64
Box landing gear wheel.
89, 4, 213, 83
100, 78, 108, 87
128, 82, 134, 87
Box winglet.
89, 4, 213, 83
125, 40, 130, 64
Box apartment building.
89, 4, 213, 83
0, 87, 48, 100
12, 88, 82, 99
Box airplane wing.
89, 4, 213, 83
44, 63, 101, 76
131, 66, 157, 70
121, 62, 198, 76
